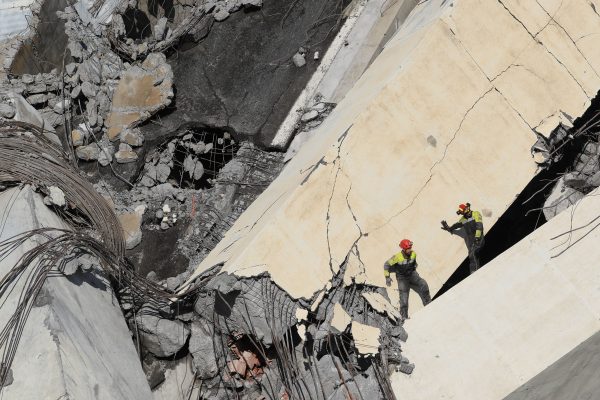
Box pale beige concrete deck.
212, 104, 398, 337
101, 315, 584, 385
183, 0, 600, 315
391, 189, 600, 399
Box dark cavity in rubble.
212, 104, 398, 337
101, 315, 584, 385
436, 91, 600, 298
123, 8, 153, 40
10, 0, 70, 75
164, 126, 239, 189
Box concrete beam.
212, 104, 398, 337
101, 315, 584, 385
0, 186, 152, 399
184, 0, 600, 309
391, 189, 600, 399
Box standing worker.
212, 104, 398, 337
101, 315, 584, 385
384, 239, 431, 320
441, 202, 485, 274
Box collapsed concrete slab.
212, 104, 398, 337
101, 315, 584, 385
391, 189, 600, 399
0, 186, 152, 399
105, 53, 173, 141
183, 0, 600, 313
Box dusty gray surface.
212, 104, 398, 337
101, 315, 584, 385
10, 0, 70, 74
504, 330, 600, 400
142, 0, 349, 147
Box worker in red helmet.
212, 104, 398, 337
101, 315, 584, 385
441, 202, 485, 274
384, 239, 431, 320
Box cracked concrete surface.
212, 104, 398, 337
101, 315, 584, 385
392, 187, 600, 399
0, 187, 151, 399
184, 0, 600, 307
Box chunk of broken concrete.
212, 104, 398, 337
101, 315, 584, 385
0, 103, 16, 119
118, 205, 145, 249
292, 53, 306, 67
71, 129, 86, 147
81, 81, 97, 99
213, 8, 230, 21
242, 0, 262, 7
183, 155, 204, 180
189, 321, 219, 379
105, 53, 173, 141
145, 163, 171, 184
43, 186, 66, 207
135, 309, 190, 357
301, 110, 319, 122
53, 99, 71, 114
120, 128, 144, 147
115, 143, 138, 163
154, 17, 168, 41
76, 143, 101, 161
98, 143, 114, 167
544, 176, 585, 220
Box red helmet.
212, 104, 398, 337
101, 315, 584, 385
457, 203, 470, 215
399, 239, 413, 250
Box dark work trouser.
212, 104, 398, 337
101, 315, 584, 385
468, 237, 485, 274
396, 271, 431, 319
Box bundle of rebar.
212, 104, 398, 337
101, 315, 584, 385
0, 121, 125, 258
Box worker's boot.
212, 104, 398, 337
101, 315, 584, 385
400, 307, 409, 320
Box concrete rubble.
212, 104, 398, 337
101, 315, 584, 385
3, 0, 600, 399
0, 186, 152, 399
105, 53, 173, 141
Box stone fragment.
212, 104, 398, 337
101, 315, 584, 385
76, 143, 101, 160
312, 102, 326, 112
71, 85, 82, 98
98, 143, 114, 167
68, 41, 83, 60
0, 103, 15, 119
105, 53, 173, 140
135, 308, 190, 357
120, 128, 144, 147
21, 74, 34, 84
86, 99, 98, 127
301, 110, 318, 122
543, 176, 585, 220
27, 94, 48, 105
189, 321, 219, 379
154, 17, 168, 40
27, 82, 46, 94
183, 155, 204, 180
115, 143, 138, 163
112, 14, 126, 37
71, 129, 86, 146
292, 52, 306, 67
242, 0, 262, 6
81, 81, 97, 98
79, 57, 102, 84
43, 186, 66, 207
65, 63, 77, 75
53, 99, 70, 114
118, 205, 146, 250
214, 9, 230, 21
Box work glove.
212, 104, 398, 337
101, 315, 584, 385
441, 220, 451, 232
385, 277, 392, 287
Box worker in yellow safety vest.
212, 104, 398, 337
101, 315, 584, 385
384, 239, 431, 320
441, 202, 485, 274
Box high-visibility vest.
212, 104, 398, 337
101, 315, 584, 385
458, 210, 484, 239
384, 251, 417, 277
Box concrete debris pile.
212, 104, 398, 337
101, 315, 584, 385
124, 267, 404, 399
109, 0, 264, 60
105, 53, 173, 141
139, 128, 236, 189
0, 0, 402, 399
535, 122, 600, 220
286, 100, 336, 161
0, 72, 65, 129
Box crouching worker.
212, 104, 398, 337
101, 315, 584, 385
384, 239, 431, 320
